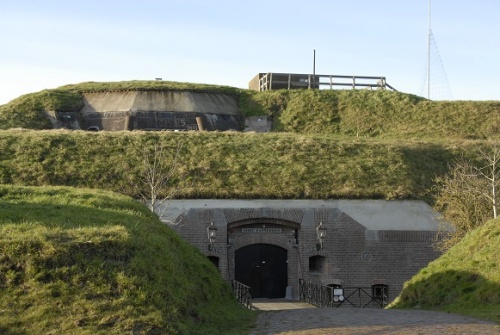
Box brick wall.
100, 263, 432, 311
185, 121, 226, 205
167, 204, 442, 303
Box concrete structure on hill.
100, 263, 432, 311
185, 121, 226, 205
158, 199, 444, 305
44, 75, 397, 132
249, 73, 397, 92
48, 91, 242, 131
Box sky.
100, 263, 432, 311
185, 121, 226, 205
0, 0, 499, 105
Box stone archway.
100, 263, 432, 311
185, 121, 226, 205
227, 218, 300, 299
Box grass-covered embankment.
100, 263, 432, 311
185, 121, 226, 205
0, 130, 485, 200
1, 81, 499, 141
0, 185, 256, 334
245, 89, 500, 139
0, 81, 243, 130
389, 218, 500, 322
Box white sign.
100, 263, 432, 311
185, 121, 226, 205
241, 228, 282, 233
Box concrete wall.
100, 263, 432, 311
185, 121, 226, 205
244, 116, 272, 133
81, 91, 137, 114
74, 91, 242, 131
248, 74, 263, 91
158, 200, 445, 303
81, 91, 240, 115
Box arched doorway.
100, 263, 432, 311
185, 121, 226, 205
235, 244, 287, 298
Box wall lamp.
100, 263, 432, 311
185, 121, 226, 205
316, 221, 327, 250
290, 228, 297, 245
207, 221, 217, 250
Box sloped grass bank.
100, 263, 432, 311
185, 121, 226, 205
1, 81, 499, 140
0, 185, 255, 334
0, 81, 243, 130
389, 218, 500, 322
0, 130, 480, 200
247, 89, 500, 139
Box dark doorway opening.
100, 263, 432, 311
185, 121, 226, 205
235, 244, 287, 298
207, 256, 219, 270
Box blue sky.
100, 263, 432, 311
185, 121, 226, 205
1, 0, 498, 104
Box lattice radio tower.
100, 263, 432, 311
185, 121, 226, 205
421, 0, 453, 100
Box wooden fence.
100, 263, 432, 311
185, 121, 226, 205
257, 73, 397, 92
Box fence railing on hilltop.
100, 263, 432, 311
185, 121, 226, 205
257, 73, 397, 92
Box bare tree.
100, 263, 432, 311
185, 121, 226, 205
434, 145, 500, 249
126, 141, 184, 222
475, 146, 500, 219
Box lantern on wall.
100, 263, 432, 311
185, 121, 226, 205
316, 221, 327, 250
207, 221, 217, 250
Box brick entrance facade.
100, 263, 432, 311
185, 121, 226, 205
159, 200, 444, 303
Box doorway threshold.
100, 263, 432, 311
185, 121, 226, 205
251, 299, 316, 311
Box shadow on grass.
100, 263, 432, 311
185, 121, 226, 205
398, 144, 457, 203
391, 269, 500, 322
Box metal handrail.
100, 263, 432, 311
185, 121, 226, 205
299, 279, 388, 308
231, 280, 252, 309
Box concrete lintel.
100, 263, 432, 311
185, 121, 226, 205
158, 199, 444, 231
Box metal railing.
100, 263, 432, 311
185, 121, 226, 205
258, 73, 397, 92
299, 279, 388, 308
232, 280, 252, 309
299, 279, 333, 307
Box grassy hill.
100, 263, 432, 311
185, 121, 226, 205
0, 81, 243, 130
388, 218, 500, 322
2, 81, 498, 202
0, 185, 255, 334
246, 89, 500, 139
0, 80, 499, 327
1, 81, 499, 140
1, 130, 494, 201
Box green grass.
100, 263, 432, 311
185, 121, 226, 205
388, 218, 500, 323
0, 185, 256, 334
0, 130, 498, 202
1, 80, 499, 327
250, 89, 500, 139
57, 80, 244, 95
0, 80, 243, 130
0, 89, 80, 129
1, 81, 499, 140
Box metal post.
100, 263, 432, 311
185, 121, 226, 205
313, 49, 316, 89
427, 0, 431, 99
313, 49, 316, 77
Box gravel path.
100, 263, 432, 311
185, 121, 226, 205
249, 301, 499, 335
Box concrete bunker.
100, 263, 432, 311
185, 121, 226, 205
50, 90, 243, 131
